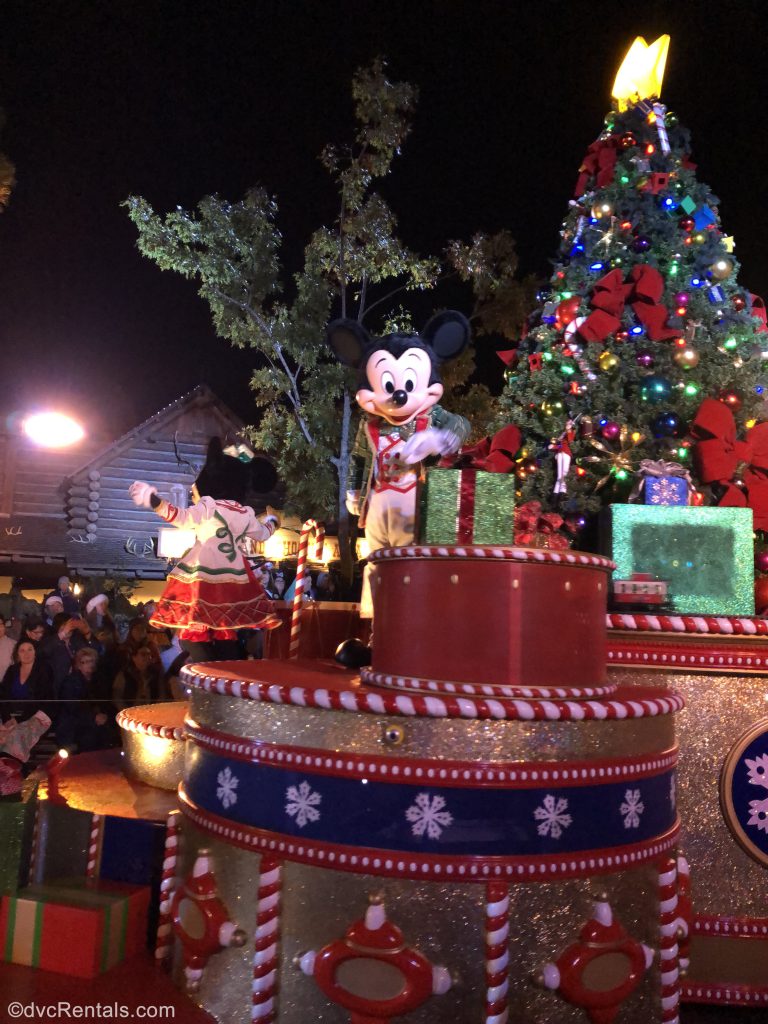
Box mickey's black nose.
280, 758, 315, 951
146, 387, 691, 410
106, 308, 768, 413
391, 389, 408, 407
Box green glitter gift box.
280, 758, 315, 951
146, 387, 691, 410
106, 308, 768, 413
417, 468, 516, 546
604, 504, 754, 616
0, 782, 38, 896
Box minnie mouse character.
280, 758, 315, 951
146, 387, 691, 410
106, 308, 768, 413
129, 438, 281, 663
328, 311, 471, 666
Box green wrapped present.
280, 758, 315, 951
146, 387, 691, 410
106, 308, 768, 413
604, 503, 754, 616
0, 781, 38, 896
417, 467, 516, 546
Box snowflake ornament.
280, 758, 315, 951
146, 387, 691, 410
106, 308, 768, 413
748, 796, 768, 834
285, 780, 322, 828
745, 753, 768, 789
534, 794, 572, 839
620, 788, 645, 829
406, 792, 453, 840
216, 767, 239, 809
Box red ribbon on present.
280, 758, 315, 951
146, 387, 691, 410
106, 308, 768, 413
514, 500, 571, 550
691, 398, 768, 530
574, 137, 622, 197
442, 425, 522, 473
577, 265, 679, 344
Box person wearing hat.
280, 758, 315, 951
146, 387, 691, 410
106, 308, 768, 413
43, 576, 80, 617
43, 594, 64, 628
129, 437, 282, 662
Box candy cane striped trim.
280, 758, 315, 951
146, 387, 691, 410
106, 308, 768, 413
658, 856, 680, 1024
484, 882, 510, 1024
370, 545, 615, 570
692, 914, 768, 937
289, 520, 325, 660
86, 813, 104, 879
116, 708, 185, 740
360, 667, 618, 701
608, 613, 768, 635
185, 722, 678, 787
155, 810, 181, 967
28, 801, 43, 885
180, 664, 684, 721
179, 790, 680, 882
252, 856, 282, 1022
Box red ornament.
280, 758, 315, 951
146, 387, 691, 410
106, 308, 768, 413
678, 216, 695, 233
171, 850, 247, 991
619, 132, 637, 149
756, 577, 768, 614
732, 295, 746, 311
756, 550, 768, 574
536, 899, 653, 1024
300, 898, 451, 1022
556, 296, 581, 329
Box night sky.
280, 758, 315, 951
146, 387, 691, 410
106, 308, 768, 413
1, 1, 766, 438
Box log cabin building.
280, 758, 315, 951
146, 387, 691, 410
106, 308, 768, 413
0, 385, 280, 599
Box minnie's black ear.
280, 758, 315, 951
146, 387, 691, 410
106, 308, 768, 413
206, 437, 225, 464
421, 310, 471, 361
326, 319, 372, 368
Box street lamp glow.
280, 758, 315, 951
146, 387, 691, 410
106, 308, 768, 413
23, 412, 85, 448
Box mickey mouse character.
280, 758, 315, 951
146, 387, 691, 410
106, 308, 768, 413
328, 311, 472, 666
129, 438, 281, 663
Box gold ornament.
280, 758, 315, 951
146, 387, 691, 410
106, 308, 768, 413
591, 200, 614, 220
710, 258, 734, 280
673, 346, 700, 370
582, 425, 646, 491
598, 351, 620, 372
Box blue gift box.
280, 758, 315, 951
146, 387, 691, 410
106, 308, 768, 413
645, 476, 688, 506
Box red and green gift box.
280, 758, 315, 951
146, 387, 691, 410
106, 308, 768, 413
0, 879, 150, 977
417, 426, 519, 545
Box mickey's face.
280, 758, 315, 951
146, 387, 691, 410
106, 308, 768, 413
356, 348, 443, 425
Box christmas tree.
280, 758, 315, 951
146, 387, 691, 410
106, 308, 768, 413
498, 36, 768, 526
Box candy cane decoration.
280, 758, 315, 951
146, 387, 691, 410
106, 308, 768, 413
27, 801, 43, 885
485, 881, 510, 1024
86, 813, 104, 878
289, 519, 325, 659
676, 854, 692, 973
252, 856, 282, 1021
155, 810, 182, 967
658, 856, 681, 1024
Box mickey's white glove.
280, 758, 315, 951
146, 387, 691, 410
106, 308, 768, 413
399, 428, 461, 465
346, 490, 362, 516
129, 481, 158, 508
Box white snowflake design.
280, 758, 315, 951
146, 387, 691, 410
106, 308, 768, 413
216, 767, 239, 809
285, 780, 322, 829
620, 788, 645, 829
745, 753, 768, 789
748, 796, 768, 834
670, 775, 677, 811
533, 794, 573, 840
405, 792, 453, 840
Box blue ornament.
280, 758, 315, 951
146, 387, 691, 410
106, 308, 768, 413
651, 412, 684, 438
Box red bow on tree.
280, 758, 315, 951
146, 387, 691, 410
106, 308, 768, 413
691, 398, 768, 530
514, 501, 572, 550
442, 425, 522, 473
577, 265, 679, 344
574, 137, 622, 198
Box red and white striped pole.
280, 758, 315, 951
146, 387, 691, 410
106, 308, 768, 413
289, 519, 324, 659
484, 881, 510, 1024
658, 855, 681, 1024
252, 856, 282, 1021
27, 801, 43, 885
155, 810, 182, 968
85, 813, 104, 878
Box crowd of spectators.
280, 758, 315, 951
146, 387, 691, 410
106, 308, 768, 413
0, 576, 179, 761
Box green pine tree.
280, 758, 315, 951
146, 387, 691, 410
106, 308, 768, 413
498, 82, 766, 522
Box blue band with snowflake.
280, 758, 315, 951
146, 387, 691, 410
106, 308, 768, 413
185, 746, 677, 856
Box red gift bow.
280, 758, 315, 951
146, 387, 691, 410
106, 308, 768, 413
442, 424, 523, 473
514, 501, 571, 550
751, 293, 768, 334
577, 265, 679, 344
574, 137, 621, 198
691, 397, 768, 530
